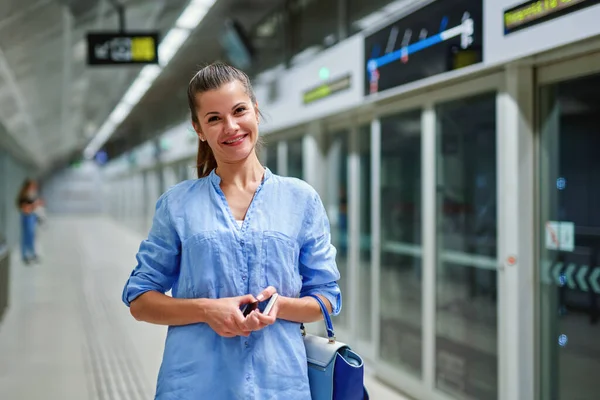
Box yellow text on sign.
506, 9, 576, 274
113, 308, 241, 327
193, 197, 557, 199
131, 37, 156, 62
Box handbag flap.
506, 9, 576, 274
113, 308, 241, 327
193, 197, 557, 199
304, 334, 349, 368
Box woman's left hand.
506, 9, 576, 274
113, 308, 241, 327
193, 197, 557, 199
244, 286, 279, 332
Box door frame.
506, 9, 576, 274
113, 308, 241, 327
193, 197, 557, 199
533, 50, 600, 400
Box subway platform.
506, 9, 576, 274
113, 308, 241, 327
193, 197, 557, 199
0, 215, 409, 400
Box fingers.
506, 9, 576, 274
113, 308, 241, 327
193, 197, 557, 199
237, 294, 257, 305
253, 310, 276, 326
233, 311, 252, 336
245, 310, 267, 331
255, 286, 277, 302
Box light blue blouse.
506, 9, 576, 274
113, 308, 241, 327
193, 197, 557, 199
122, 168, 342, 400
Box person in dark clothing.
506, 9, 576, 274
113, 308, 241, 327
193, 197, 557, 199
16, 179, 43, 264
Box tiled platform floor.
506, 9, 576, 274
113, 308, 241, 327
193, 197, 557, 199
0, 215, 410, 400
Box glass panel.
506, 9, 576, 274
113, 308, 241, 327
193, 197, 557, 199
539, 73, 600, 400
379, 110, 422, 377
289, 0, 339, 61
266, 142, 279, 175
325, 131, 350, 328
248, 7, 286, 74
287, 137, 304, 179
435, 93, 497, 400
358, 125, 372, 341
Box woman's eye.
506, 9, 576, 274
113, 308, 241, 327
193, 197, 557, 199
235, 107, 247, 114
208, 116, 219, 122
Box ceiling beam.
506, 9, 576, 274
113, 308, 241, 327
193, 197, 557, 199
0, 47, 42, 166
0, 0, 53, 32
61, 6, 74, 148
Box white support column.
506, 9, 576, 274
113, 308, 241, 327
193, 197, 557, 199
370, 118, 381, 358
348, 125, 360, 343
497, 64, 535, 400
303, 121, 324, 193
277, 140, 288, 177
422, 104, 436, 391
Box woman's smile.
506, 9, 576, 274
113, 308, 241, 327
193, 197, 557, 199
222, 134, 248, 146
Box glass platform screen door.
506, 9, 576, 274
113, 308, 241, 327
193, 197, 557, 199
373, 72, 506, 400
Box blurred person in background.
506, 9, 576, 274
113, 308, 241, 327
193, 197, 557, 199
122, 62, 341, 399
16, 179, 43, 264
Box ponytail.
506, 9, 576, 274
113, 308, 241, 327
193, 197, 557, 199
196, 140, 217, 178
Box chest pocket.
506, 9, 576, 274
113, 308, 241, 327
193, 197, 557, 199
181, 231, 224, 299
262, 231, 301, 297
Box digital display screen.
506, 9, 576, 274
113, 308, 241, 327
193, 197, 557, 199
87, 32, 159, 65
504, 0, 600, 35
364, 0, 483, 96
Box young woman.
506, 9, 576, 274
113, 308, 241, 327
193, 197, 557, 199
16, 179, 42, 264
122, 62, 342, 399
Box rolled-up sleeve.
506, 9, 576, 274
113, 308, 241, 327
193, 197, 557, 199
122, 192, 181, 307
298, 191, 342, 316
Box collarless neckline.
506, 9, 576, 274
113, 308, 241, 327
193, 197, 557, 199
208, 166, 272, 187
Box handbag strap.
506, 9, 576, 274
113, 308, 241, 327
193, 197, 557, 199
300, 294, 336, 343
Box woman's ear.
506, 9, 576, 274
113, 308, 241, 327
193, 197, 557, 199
192, 121, 205, 142
254, 102, 260, 124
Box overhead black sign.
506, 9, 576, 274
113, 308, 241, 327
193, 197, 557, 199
504, 0, 600, 35
364, 0, 483, 96
303, 74, 352, 105
87, 32, 159, 66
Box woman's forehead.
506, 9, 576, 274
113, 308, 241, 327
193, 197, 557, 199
195, 81, 249, 109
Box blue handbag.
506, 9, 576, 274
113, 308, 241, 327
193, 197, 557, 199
301, 295, 369, 400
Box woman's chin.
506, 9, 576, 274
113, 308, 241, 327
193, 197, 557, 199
220, 144, 257, 163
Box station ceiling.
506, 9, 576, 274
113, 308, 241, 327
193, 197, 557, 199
0, 0, 278, 171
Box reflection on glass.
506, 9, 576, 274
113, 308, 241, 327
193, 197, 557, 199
435, 93, 497, 400
539, 73, 600, 400
266, 143, 279, 175
379, 110, 422, 377
289, 0, 339, 57
358, 125, 372, 341
287, 137, 303, 179
248, 9, 286, 74
324, 131, 349, 328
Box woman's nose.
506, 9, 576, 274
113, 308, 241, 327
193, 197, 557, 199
223, 115, 239, 132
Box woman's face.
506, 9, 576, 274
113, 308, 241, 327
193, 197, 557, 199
27, 182, 38, 194
193, 80, 259, 165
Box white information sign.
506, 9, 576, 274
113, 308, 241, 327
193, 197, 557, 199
545, 221, 575, 252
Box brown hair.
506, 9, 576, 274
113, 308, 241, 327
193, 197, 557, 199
16, 179, 34, 208
187, 62, 262, 178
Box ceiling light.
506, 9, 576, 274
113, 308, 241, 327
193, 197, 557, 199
159, 28, 191, 66
83, 0, 215, 160
176, 0, 216, 30
109, 102, 133, 125
122, 66, 161, 105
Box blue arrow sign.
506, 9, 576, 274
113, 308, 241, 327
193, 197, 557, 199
552, 262, 564, 286
565, 263, 577, 290
590, 268, 600, 294
576, 266, 589, 292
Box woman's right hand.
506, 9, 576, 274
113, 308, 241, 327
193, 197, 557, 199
204, 295, 257, 338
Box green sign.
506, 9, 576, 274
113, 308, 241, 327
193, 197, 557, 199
504, 0, 600, 35
303, 74, 352, 105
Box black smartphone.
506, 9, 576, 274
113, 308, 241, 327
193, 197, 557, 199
241, 301, 258, 317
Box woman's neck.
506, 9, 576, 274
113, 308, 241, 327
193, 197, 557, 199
215, 153, 265, 189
